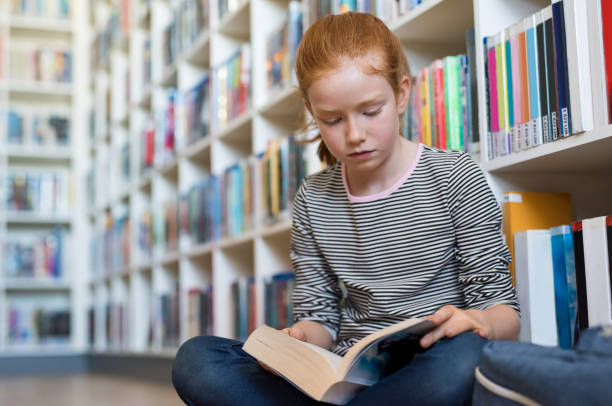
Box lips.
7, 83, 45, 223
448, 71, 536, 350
348, 150, 374, 159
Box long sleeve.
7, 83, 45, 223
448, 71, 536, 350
447, 153, 520, 313
290, 180, 342, 337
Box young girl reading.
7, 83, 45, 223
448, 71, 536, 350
172, 12, 520, 406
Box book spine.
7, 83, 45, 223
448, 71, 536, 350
486, 37, 499, 160
526, 15, 543, 147
572, 221, 589, 337
552, 1, 572, 137
536, 14, 551, 143
518, 29, 531, 149
510, 26, 522, 153
543, 7, 560, 141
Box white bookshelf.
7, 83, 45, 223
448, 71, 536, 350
82, 0, 612, 358
474, 0, 612, 221
0, 0, 88, 356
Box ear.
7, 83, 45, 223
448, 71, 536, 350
396, 75, 411, 114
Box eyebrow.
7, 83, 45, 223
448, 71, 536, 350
315, 97, 385, 114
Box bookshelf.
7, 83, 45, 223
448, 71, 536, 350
84, 0, 612, 359
474, 0, 612, 221
0, 0, 88, 356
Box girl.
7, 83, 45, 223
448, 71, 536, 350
172, 12, 520, 406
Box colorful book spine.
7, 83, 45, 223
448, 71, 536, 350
552, 1, 572, 137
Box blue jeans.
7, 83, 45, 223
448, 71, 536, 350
172, 332, 487, 405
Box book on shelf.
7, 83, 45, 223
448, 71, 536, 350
550, 225, 578, 350
307, 0, 426, 26
231, 276, 256, 342
483, 0, 612, 161
160, 283, 181, 348
7, 108, 70, 147
187, 286, 214, 337
6, 168, 72, 216
11, 0, 71, 19
8, 295, 71, 345
9, 44, 72, 84
212, 44, 251, 132
405, 50, 477, 158
264, 271, 296, 330
511, 214, 611, 348
502, 191, 572, 282
3, 228, 66, 280
177, 75, 210, 150
514, 229, 559, 347
580, 216, 612, 328
265, 2, 303, 95
243, 318, 434, 405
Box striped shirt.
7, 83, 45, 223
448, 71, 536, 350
290, 144, 519, 356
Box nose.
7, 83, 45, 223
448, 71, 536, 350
346, 117, 366, 145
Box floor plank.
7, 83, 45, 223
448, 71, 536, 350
0, 374, 183, 406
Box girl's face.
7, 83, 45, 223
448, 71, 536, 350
306, 53, 410, 174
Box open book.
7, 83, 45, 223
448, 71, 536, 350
242, 318, 435, 405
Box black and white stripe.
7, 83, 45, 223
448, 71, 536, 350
290, 146, 519, 355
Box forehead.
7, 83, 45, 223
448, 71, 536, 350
307, 55, 391, 110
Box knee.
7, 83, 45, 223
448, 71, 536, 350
172, 336, 220, 395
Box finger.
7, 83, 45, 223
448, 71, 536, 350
420, 325, 448, 348
289, 328, 306, 341
430, 306, 456, 326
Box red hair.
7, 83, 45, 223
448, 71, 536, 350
295, 12, 411, 165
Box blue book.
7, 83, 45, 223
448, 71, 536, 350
552, 1, 572, 137
504, 36, 515, 144
550, 225, 577, 349
525, 16, 542, 146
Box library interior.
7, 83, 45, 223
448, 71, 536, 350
1, 0, 611, 404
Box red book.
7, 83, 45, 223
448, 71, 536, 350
433, 61, 447, 149
601, 0, 612, 123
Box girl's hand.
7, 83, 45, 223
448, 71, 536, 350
419, 305, 490, 348
258, 326, 308, 375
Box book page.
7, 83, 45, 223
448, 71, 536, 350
339, 318, 435, 380
299, 340, 343, 374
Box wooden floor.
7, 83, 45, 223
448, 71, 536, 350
0, 374, 183, 406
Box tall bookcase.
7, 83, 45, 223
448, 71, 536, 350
0, 0, 88, 355
85, 0, 612, 358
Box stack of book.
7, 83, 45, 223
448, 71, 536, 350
483, 0, 612, 160
266, 1, 303, 93
3, 228, 66, 279
212, 44, 251, 131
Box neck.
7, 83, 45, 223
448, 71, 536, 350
345, 137, 417, 197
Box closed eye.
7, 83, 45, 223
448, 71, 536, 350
364, 106, 382, 117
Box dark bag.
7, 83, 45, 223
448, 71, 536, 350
472, 326, 612, 406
